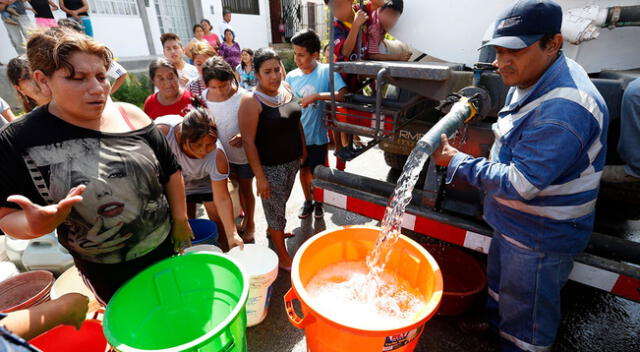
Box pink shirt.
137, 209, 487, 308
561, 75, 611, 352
204, 34, 220, 49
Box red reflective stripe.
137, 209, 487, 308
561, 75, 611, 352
347, 196, 386, 220
611, 275, 640, 301
413, 216, 467, 246
313, 188, 324, 203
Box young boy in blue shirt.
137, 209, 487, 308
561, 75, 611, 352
286, 29, 348, 219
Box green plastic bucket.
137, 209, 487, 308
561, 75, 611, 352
103, 252, 249, 352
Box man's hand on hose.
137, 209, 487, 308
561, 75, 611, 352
432, 134, 460, 167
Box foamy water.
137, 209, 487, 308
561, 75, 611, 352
305, 261, 426, 330
306, 141, 435, 329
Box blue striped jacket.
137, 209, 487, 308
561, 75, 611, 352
447, 53, 609, 254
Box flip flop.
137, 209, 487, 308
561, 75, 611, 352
267, 232, 295, 239
241, 232, 256, 243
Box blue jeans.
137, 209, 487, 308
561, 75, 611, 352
487, 234, 575, 352
619, 78, 640, 177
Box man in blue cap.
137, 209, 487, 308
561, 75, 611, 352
433, 0, 609, 351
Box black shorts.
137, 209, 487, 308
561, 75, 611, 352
229, 163, 254, 179
302, 144, 328, 172
186, 193, 213, 203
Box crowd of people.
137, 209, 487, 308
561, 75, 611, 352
0, 0, 387, 310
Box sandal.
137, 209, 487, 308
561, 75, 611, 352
241, 232, 256, 243
267, 232, 295, 239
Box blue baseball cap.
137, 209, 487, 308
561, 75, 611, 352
481, 0, 562, 50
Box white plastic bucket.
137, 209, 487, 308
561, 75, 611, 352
228, 244, 278, 327
184, 244, 224, 254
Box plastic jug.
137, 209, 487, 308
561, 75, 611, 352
4, 235, 30, 270
22, 233, 74, 276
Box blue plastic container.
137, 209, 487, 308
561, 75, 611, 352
188, 219, 219, 246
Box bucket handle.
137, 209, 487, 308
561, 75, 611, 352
216, 326, 235, 352
284, 288, 311, 329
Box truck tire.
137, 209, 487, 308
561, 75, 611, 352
384, 152, 408, 170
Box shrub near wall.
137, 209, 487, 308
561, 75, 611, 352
112, 74, 152, 108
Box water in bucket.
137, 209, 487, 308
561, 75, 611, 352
306, 261, 425, 330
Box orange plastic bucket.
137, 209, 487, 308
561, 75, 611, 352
285, 226, 443, 352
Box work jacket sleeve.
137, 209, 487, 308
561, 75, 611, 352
445, 121, 584, 201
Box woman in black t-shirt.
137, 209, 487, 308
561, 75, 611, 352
0, 27, 193, 304
238, 48, 306, 271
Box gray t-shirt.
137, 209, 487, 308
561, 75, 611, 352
164, 121, 228, 195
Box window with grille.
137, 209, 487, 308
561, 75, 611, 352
88, 0, 139, 16
222, 0, 260, 15
155, 0, 192, 43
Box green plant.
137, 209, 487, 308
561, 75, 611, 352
112, 74, 152, 108
280, 50, 297, 73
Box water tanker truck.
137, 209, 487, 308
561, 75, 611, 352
316, 0, 640, 303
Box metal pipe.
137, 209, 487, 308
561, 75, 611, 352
329, 0, 336, 127
606, 5, 640, 27
414, 99, 473, 156
357, 0, 364, 60
374, 66, 389, 136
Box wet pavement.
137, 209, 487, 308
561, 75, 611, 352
240, 146, 640, 352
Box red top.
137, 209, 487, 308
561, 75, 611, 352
143, 90, 193, 120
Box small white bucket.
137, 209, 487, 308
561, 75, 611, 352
184, 244, 224, 254
228, 244, 278, 327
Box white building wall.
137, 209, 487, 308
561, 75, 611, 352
0, 9, 149, 62
145, 4, 164, 55
199, 0, 271, 51
91, 15, 149, 57
1, 0, 272, 64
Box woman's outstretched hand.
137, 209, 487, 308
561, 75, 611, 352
6, 185, 86, 236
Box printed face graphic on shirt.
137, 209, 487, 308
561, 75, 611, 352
68, 144, 144, 229
24, 137, 171, 264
